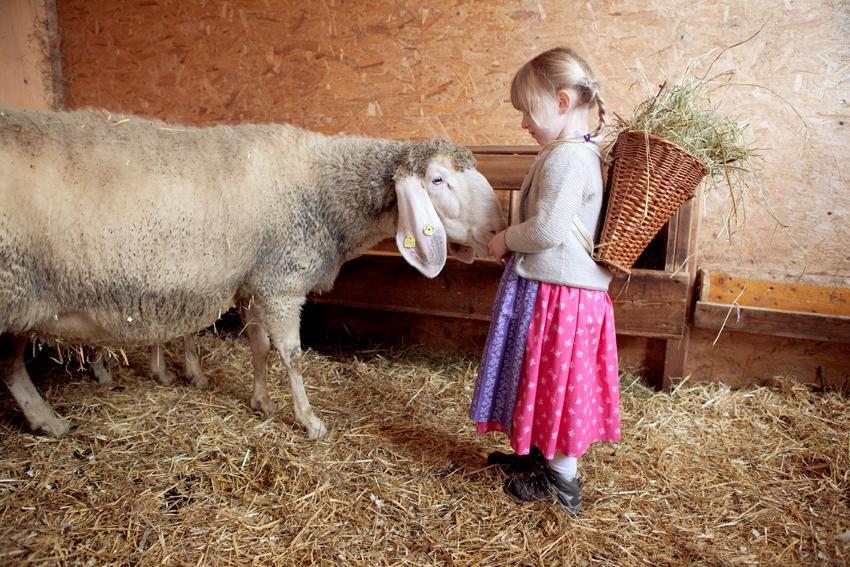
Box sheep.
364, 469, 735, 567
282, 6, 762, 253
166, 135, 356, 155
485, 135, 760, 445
86, 337, 209, 388
0, 108, 506, 438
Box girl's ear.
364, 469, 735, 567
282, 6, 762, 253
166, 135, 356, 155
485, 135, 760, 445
557, 89, 573, 111
394, 175, 447, 278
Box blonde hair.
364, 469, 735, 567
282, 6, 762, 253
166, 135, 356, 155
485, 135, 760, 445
510, 47, 607, 136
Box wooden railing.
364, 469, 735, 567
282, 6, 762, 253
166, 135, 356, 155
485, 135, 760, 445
307, 146, 701, 388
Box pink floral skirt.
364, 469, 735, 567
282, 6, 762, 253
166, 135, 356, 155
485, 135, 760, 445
477, 283, 621, 459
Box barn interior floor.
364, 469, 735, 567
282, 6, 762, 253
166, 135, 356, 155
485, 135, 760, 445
0, 330, 847, 565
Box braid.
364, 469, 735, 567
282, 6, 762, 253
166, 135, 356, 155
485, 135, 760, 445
593, 92, 608, 136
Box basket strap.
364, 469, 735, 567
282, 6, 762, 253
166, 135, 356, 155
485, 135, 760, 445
571, 217, 595, 257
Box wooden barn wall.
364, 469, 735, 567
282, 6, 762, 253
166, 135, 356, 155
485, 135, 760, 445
53, 0, 849, 385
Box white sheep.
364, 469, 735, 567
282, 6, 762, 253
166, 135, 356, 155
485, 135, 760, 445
0, 108, 505, 438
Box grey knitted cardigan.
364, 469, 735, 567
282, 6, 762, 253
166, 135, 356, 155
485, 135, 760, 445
504, 141, 613, 291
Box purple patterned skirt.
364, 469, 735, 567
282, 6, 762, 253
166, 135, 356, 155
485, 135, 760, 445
469, 254, 539, 436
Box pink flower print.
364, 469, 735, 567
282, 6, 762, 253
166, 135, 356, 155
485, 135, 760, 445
561, 362, 568, 371
576, 374, 584, 382
557, 386, 565, 394
607, 364, 616, 372
615, 427, 621, 435
555, 409, 562, 417
524, 426, 531, 434
586, 315, 594, 325
543, 334, 551, 343
598, 427, 604, 434
605, 397, 611, 404
568, 408, 575, 415
565, 339, 573, 347
606, 343, 613, 351
576, 350, 584, 359
568, 430, 575, 437
566, 314, 575, 322
528, 357, 536, 366
547, 312, 554, 320
554, 349, 561, 357
605, 418, 612, 425
597, 317, 603, 325
578, 303, 585, 311
576, 328, 584, 336
568, 384, 574, 392
528, 381, 536, 390
526, 403, 534, 411
551, 431, 558, 438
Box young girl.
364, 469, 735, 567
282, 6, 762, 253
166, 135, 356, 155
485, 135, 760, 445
469, 47, 620, 516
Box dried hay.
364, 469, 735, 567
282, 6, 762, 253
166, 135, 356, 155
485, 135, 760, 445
1, 332, 847, 565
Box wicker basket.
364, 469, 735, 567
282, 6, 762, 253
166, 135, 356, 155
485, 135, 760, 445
593, 129, 707, 274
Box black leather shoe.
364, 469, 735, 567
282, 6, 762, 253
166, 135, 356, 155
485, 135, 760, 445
486, 445, 545, 475
503, 469, 582, 516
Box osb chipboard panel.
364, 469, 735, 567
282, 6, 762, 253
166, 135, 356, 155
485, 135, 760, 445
0, 0, 62, 110
56, 0, 849, 284
686, 328, 850, 389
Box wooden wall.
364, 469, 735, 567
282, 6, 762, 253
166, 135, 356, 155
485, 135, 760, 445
33, 1, 850, 385
0, 0, 61, 110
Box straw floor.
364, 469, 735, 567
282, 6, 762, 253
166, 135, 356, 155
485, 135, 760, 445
0, 331, 847, 565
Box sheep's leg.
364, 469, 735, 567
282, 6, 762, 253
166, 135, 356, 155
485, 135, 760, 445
88, 348, 113, 385
240, 302, 276, 416
182, 335, 209, 389
0, 335, 69, 437
265, 297, 327, 439
148, 344, 176, 386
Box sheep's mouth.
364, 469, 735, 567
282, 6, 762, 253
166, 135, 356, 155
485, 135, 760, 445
448, 242, 475, 263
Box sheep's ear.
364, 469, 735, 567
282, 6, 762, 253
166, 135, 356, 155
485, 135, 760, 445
394, 175, 447, 278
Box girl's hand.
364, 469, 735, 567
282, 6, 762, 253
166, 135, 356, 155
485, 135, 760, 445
488, 230, 509, 263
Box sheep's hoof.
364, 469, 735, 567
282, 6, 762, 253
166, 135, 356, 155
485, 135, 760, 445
150, 369, 176, 387
251, 395, 277, 417
302, 414, 328, 440
188, 372, 210, 390
92, 370, 113, 386
31, 414, 70, 438
89, 360, 113, 385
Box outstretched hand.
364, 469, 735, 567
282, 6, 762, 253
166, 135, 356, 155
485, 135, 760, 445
488, 230, 509, 264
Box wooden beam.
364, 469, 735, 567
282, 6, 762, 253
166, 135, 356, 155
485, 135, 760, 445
701, 271, 850, 317
309, 256, 690, 339
694, 301, 850, 343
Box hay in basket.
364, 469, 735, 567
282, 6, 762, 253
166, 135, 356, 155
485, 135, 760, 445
595, 74, 756, 274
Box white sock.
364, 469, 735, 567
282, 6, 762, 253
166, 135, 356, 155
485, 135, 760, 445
548, 452, 578, 481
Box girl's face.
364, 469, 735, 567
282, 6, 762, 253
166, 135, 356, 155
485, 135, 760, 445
519, 88, 582, 145
520, 107, 561, 146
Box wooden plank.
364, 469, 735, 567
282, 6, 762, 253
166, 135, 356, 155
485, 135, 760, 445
472, 153, 534, 190
609, 270, 690, 339
703, 272, 850, 317
468, 146, 538, 155
694, 301, 850, 343
309, 256, 690, 339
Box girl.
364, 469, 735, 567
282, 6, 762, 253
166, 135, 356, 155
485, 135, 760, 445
469, 47, 620, 516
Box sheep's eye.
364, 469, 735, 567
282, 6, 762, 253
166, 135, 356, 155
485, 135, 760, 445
432, 177, 444, 185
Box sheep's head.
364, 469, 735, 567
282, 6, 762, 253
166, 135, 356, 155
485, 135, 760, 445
394, 140, 506, 278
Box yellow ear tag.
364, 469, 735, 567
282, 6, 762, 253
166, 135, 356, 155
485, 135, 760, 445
423, 224, 435, 236
403, 235, 416, 248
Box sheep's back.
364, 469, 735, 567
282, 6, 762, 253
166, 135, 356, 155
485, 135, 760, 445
0, 109, 304, 342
